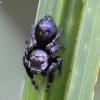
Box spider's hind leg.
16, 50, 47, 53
25, 25, 37, 48
45, 27, 64, 50
30, 24, 37, 45
45, 27, 65, 53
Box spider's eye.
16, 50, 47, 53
40, 60, 44, 64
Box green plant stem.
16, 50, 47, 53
20, 0, 100, 100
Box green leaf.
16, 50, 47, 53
20, 0, 100, 100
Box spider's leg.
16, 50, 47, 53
53, 27, 63, 42
55, 56, 63, 75
50, 45, 65, 53
25, 40, 35, 49
25, 47, 32, 59
23, 56, 38, 89
45, 27, 65, 53
31, 74, 38, 89
41, 69, 48, 76
23, 56, 33, 78
25, 25, 37, 48
30, 24, 37, 45
45, 27, 63, 50
46, 62, 57, 91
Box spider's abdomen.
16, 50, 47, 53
35, 14, 57, 46
30, 49, 49, 73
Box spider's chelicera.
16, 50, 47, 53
23, 14, 65, 91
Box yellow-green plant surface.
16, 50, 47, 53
20, 0, 100, 100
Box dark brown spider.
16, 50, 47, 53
23, 14, 65, 91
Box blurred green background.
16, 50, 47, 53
0, 0, 99, 100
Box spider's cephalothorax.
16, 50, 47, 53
23, 14, 65, 91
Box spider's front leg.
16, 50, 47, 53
23, 56, 38, 89
26, 25, 37, 48
55, 56, 63, 75
46, 62, 57, 91
24, 46, 38, 89
45, 28, 65, 53
46, 56, 63, 91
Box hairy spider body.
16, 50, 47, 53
23, 14, 65, 91
35, 15, 57, 46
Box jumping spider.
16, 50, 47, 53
23, 14, 65, 91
